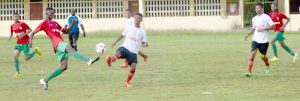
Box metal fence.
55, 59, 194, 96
0, 0, 25, 21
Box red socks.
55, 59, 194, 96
261, 56, 270, 67
248, 59, 254, 73
126, 69, 135, 82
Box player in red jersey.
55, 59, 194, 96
29, 7, 100, 90
268, 3, 297, 63
8, 13, 42, 78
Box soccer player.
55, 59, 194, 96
268, 3, 297, 63
120, 9, 148, 68
64, 9, 86, 51
244, 3, 274, 77
29, 7, 99, 90
106, 13, 148, 87
8, 13, 42, 78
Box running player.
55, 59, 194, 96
120, 9, 148, 68
244, 3, 274, 77
8, 13, 42, 78
106, 13, 148, 87
268, 2, 297, 63
64, 9, 86, 51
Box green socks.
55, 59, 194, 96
73, 52, 89, 62
272, 44, 278, 57
29, 51, 36, 59
273, 44, 295, 57
45, 68, 63, 82
283, 45, 295, 56
15, 60, 20, 73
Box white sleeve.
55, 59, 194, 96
65, 16, 70, 26
251, 18, 255, 29
142, 29, 147, 43
266, 16, 274, 26
77, 16, 83, 25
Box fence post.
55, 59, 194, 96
190, 0, 195, 16
24, 0, 30, 20
139, 0, 145, 15
42, 0, 48, 19
92, 0, 97, 18
239, 0, 244, 28
220, 0, 227, 18
123, 0, 129, 17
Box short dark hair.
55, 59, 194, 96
256, 2, 264, 8
46, 7, 54, 11
135, 13, 143, 18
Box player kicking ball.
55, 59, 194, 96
29, 7, 100, 90
244, 3, 274, 77
106, 13, 148, 87
120, 9, 148, 68
8, 13, 42, 78
268, 3, 297, 63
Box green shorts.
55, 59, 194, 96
273, 32, 286, 42
56, 42, 69, 62
15, 44, 30, 56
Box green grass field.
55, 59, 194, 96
1, 31, 300, 101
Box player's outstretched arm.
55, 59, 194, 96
29, 31, 37, 48
80, 24, 86, 37
111, 35, 124, 48
8, 32, 13, 42
244, 28, 255, 41
281, 17, 290, 31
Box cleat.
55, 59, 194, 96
106, 56, 112, 67
87, 56, 100, 66
265, 67, 270, 73
124, 80, 132, 88
39, 78, 48, 90
270, 57, 279, 62
245, 73, 251, 77
14, 73, 21, 78
35, 47, 42, 56
293, 53, 298, 63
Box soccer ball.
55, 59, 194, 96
96, 43, 106, 54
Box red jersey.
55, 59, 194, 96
268, 12, 287, 32
34, 20, 66, 53
10, 21, 30, 44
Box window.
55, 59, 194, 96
290, 0, 300, 14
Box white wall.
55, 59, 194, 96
0, 16, 242, 37
288, 14, 300, 31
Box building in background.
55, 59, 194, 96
0, 0, 299, 36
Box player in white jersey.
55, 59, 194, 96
244, 2, 275, 77
120, 9, 148, 68
106, 13, 148, 87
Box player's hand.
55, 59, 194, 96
142, 43, 148, 48
280, 26, 285, 31
244, 36, 248, 41
83, 31, 86, 37
257, 28, 264, 32
111, 43, 116, 48
18, 34, 25, 39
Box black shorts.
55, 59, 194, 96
251, 41, 269, 55
117, 47, 137, 66
68, 31, 80, 41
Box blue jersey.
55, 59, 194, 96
66, 15, 82, 33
